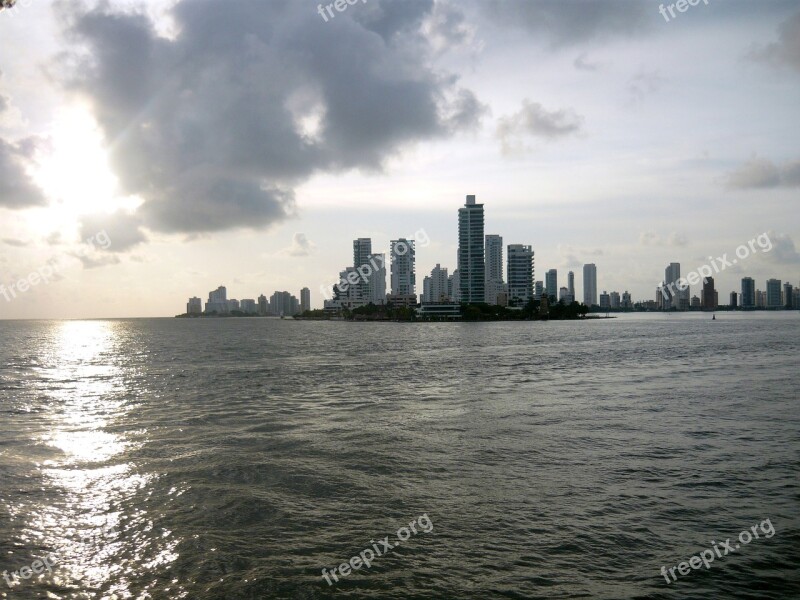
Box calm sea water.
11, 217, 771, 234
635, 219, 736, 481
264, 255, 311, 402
0, 313, 798, 599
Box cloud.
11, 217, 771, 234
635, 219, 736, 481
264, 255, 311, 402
749, 10, 800, 72
71, 253, 122, 270
0, 137, 47, 209
639, 231, 689, 247
761, 231, 800, 265
497, 100, 584, 154
52, 0, 484, 235
725, 158, 800, 189
627, 68, 666, 105
420, 0, 477, 54
284, 232, 316, 257
78, 212, 147, 252
481, 0, 650, 47
2, 237, 29, 247
573, 52, 601, 72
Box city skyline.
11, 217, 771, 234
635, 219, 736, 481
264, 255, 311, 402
179, 194, 799, 315
1, 1, 799, 318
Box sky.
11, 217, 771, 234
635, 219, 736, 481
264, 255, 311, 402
0, 0, 799, 318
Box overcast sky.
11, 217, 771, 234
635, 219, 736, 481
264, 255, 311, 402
0, 0, 799, 318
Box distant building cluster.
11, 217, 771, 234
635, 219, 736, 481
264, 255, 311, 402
314, 194, 604, 315
184, 194, 799, 316
186, 285, 311, 316
646, 272, 800, 312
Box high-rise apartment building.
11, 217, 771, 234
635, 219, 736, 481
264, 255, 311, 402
663, 263, 690, 310
352, 238, 373, 301
622, 291, 632, 309
599, 291, 610, 310
428, 264, 450, 303
766, 279, 782, 308
390, 239, 415, 296
507, 244, 534, 306
300, 287, 311, 312
368, 254, 386, 304
448, 269, 460, 302
583, 264, 597, 307
610, 291, 620, 309
205, 285, 228, 314
702, 276, 716, 309
741, 277, 755, 308
784, 282, 793, 309
730, 291, 738, 308
545, 269, 557, 301
534, 280, 543, 300
186, 297, 202, 315
485, 234, 504, 305
568, 271, 575, 298
458, 195, 485, 303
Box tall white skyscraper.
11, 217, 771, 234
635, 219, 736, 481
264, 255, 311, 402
368, 253, 386, 304
507, 244, 534, 306
300, 287, 311, 312
390, 239, 416, 296
583, 264, 597, 306
458, 195, 485, 304
428, 264, 449, 303
485, 234, 504, 305
448, 269, 460, 302
568, 271, 575, 297
353, 238, 373, 300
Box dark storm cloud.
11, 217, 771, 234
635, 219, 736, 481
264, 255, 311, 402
53, 0, 484, 235
481, 0, 651, 46
726, 158, 800, 189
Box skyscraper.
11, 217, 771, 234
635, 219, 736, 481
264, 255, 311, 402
448, 269, 460, 302
353, 238, 373, 301
534, 280, 543, 300
300, 287, 311, 312
663, 262, 690, 310
741, 277, 755, 308
702, 276, 716, 310
186, 297, 202, 315
766, 279, 782, 308
485, 234, 504, 305
390, 239, 416, 296
583, 264, 597, 307
431, 264, 449, 303
368, 254, 386, 304
458, 195, 485, 303
545, 269, 557, 301
568, 271, 575, 298
507, 244, 534, 306
784, 282, 793, 309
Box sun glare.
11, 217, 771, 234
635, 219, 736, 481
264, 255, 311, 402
30, 105, 142, 235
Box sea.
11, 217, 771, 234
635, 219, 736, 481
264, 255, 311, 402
0, 312, 798, 599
